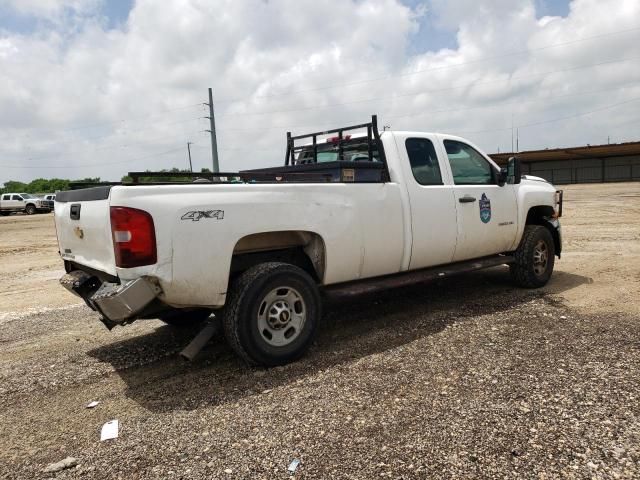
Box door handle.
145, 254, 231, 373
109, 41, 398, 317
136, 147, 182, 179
459, 196, 476, 203
70, 204, 81, 220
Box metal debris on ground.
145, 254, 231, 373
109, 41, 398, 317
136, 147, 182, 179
42, 457, 78, 473
100, 419, 119, 441
86, 400, 100, 409
288, 458, 301, 474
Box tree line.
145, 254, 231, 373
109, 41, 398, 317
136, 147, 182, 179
0, 178, 100, 195
1, 168, 213, 194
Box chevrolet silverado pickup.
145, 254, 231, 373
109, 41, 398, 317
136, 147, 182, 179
54, 116, 562, 366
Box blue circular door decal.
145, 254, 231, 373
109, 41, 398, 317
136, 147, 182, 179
479, 193, 491, 223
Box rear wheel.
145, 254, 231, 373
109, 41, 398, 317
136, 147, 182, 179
510, 225, 555, 288
25, 204, 36, 215
222, 262, 320, 366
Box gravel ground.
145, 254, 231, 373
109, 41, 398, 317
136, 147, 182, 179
0, 182, 639, 479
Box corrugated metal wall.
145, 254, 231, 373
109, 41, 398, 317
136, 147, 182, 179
522, 155, 640, 184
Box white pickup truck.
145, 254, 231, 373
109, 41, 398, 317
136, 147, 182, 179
54, 116, 562, 366
0, 193, 52, 215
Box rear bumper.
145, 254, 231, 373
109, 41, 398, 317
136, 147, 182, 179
60, 270, 161, 328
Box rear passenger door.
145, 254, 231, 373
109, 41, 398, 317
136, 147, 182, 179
395, 133, 458, 270
438, 136, 518, 261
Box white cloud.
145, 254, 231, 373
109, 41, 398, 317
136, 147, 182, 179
0, 0, 100, 17
0, 0, 639, 183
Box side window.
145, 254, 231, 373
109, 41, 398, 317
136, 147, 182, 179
2, 195, 9, 201
405, 138, 442, 185
12, 195, 22, 201
444, 140, 494, 185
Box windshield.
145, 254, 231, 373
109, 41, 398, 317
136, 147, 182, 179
20, 193, 35, 199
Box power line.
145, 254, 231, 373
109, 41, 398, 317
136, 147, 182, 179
456, 97, 640, 135
0, 146, 186, 169
217, 56, 640, 118
2, 25, 638, 148
0, 103, 203, 142
6, 116, 205, 155
216, 81, 640, 134
215, 26, 640, 104
192, 97, 640, 153
2, 127, 205, 164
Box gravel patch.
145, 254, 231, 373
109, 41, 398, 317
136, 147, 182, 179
1, 285, 638, 479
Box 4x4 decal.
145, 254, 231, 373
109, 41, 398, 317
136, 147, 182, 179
181, 210, 224, 222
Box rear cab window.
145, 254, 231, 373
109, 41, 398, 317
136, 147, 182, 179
405, 138, 443, 185
444, 140, 495, 185
296, 136, 381, 164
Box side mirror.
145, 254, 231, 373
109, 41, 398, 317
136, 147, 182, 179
497, 167, 508, 186
507, 156, 522, 184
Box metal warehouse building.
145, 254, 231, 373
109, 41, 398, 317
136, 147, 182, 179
490, 141, 640, 185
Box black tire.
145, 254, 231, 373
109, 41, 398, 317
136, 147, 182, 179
159, 308, 212, 328
25, 204, 36, 215
510, 225, 555, 288
222, 262, 321, 367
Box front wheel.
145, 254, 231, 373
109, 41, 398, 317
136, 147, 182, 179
222, 262, 321, 366
510, 225, 555, 288
25, 204, 36, 215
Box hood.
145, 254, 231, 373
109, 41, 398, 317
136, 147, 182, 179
521, 174, 551, 183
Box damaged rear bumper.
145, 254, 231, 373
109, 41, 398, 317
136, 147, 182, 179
60, 270, 161, 329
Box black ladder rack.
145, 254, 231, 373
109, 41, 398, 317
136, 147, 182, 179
284, 114, 388, 173
126, 171, 333, 184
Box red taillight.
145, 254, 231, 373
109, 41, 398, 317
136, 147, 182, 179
110, 207, 157, 268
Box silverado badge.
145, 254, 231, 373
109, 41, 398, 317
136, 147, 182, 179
479, 193, 491, 224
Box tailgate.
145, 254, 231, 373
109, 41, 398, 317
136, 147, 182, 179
55, 186, 117, 276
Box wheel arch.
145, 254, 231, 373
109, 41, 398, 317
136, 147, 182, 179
525, 205, 561, 257
230, 230, 326, 283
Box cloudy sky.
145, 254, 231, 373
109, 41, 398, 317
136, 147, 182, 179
0, 0, 639, 183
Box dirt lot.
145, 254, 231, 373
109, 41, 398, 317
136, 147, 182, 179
0, 182, 639, 479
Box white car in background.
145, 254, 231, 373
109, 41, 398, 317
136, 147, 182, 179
0, 193, 52, 215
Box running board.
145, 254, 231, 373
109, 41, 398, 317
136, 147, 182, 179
323, 254, 514, 300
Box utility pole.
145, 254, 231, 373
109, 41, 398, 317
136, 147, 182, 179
511, 113, 514, 153
187, 142, 193, 172
205, 88, 220, 172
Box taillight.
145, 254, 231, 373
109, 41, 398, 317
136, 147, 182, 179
110, 207, 157, 268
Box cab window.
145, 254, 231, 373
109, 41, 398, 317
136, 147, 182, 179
12, 195, 22, 201
2, 195, 9, 201
444, 140, 494, 185
296, 137, 380, 164
405, 138, 442, 185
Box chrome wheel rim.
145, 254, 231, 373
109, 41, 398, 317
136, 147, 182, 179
533, 240, 549, 276
257, 287, 306, 347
